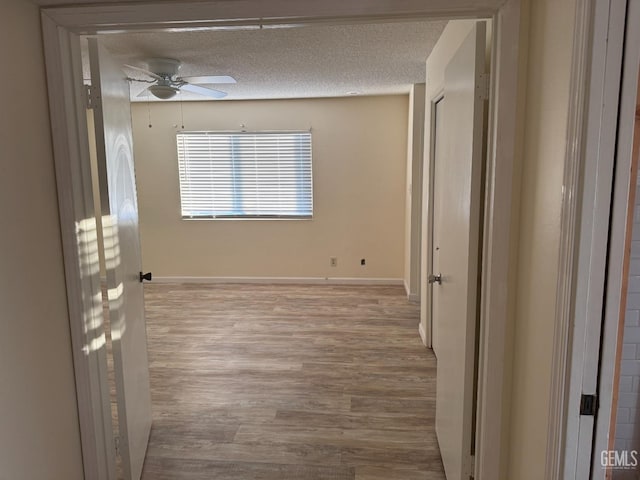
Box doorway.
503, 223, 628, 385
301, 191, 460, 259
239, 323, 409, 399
89, 21, 488, 478
40, 1, 517, 478
85, 23, 441, 478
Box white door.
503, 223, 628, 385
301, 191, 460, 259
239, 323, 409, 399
89, 39, 152, 480
430, 96, 445, 358
432, 22, 486, 480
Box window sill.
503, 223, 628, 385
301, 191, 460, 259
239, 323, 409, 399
181, 216, 313, 221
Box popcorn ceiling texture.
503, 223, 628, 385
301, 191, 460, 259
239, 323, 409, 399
88, 21, 447, 101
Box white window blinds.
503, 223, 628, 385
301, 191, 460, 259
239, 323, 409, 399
176, 131, 313, 218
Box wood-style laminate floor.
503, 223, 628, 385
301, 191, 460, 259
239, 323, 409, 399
139, 283, 445, 480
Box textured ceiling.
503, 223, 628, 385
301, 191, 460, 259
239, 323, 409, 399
85, 21, 447, 101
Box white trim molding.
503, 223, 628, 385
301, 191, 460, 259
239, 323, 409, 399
547, 0, 638, 478
474, 1, 523, 478
41, 0, 506, 31
591, 1, 640, 476
408, 293, 421, 303
404, 279, 421, 302
151, 276, 404, 286
419, 321, 428, 346
41, 13, 115, 480
545, 0, 594, 478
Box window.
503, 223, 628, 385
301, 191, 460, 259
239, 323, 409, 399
176, 131, 313, 219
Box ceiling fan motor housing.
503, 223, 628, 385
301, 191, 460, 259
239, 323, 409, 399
147, 58, 181, 78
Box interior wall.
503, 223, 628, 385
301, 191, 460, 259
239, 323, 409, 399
507, 0, 576, 478
0, 1, 84, 479
132, 96, 409, 280
404, 84, 426, 302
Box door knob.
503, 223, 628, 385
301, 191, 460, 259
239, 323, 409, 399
139, 271, 152, 283
428, 273, 442, 285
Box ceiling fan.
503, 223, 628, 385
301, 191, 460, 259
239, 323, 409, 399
125, 58, 236, 100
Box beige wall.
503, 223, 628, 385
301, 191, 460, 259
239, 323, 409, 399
507, 0, 576, 478
132, 96, 409, 279
0, 1, 84, 479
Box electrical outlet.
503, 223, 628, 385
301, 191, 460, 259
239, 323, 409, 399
330, 257, 338, 267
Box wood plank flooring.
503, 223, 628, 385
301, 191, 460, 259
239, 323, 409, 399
139, 284, 445, 480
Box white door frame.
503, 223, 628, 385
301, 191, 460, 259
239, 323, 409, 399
545, 0, 640, 479
406, 83, 426, 305
425, 89, 445, 350
40, 1, 522, 479
593, 1, 640, 474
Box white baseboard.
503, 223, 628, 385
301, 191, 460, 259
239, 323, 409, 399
404, 280, 420, 303
151, 276, 404, 286
418, 321, 427, 347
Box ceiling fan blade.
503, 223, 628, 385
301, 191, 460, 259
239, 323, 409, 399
124, 64, 163, 81
136, 87, 152, 98
179, 75, 236, 85
181, 83, 228, 99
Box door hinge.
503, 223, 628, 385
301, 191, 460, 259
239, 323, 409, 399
84, 84, 96, 110
477, 73, 490, 101
464, 454, 476, 477
114, 435, 120, 456
580, 394, 598, 416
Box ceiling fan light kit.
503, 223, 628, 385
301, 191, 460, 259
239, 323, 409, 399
124, 57, 236, 100
148, 84, 179, 99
